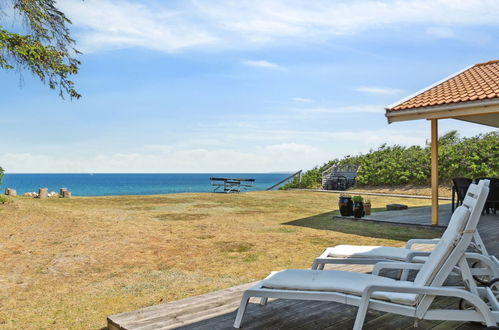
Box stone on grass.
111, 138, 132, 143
386, 203, 408, 211
39, 188, 49, 199
5, 188, 16, 196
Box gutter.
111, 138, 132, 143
385, 98, 499, 123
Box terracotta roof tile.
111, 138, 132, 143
388, 60, 499, 111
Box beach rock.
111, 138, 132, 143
386, 203, 408, 211
62, 191, 72, 198
38, 188, 49, 199
59, 188, 67, 197
49, 192, 58, 197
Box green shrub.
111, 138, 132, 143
0, 195, 7, 204
352, 195, 363, 203
355, 144, 430, 185
438, 131, 499, 180
0, 166, 3, 186
282, 131, 498, 189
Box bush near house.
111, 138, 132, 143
0, 166, 3, 186
283, 131, 499, 189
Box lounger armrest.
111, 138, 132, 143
463, 252, 490, 261
405, 251, 431, 262
358, 284, 495, 326
317, 247, 333, 259
372, 262, 423, 275
362, 284, 487, 302
355, 284, 495, 329
405, 238, 440, 249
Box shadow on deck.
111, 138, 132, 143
334, 203, 453, 228
108, 209, 498, 330
286, 203, 498, 256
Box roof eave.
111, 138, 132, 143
385, 98, 499, 123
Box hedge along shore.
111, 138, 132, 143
284, 130, 498, 189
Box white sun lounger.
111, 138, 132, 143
234, 180, 498, 329
312, 181, 499, 282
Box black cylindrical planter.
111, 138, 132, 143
338, 196, 353, 216
353, 202, 364, 218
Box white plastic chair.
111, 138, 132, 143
234, 180, 498, 329
312, 181, 499, 283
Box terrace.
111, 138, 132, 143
108, 209, 498, 330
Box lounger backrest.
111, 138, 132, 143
462, 181, 484, 211
449, 180, 489, 258
413, 206, 470, 287
413, 180, 489, 287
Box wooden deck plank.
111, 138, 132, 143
108, 283, 255, 329
107, 279, 483, 330
286, 302, 357, 330
230, 300, 321, 329
334, 203, 453, 228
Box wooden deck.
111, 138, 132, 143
108, 213, 498, 330
336, 203, 464, 228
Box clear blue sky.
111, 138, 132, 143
1, 0, 498, 173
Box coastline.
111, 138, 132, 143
0, 172, 291, 196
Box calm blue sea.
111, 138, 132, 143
0, 173, 291, 196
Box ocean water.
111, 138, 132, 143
0, 173, 292, 196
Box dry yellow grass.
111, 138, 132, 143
0, 191, 439, 329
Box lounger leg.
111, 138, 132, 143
400, 269, 409, 281
234, 293, 251, 328
352, 296, 369, 330
259, 297, 268, 305
311, 260, 324, 270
